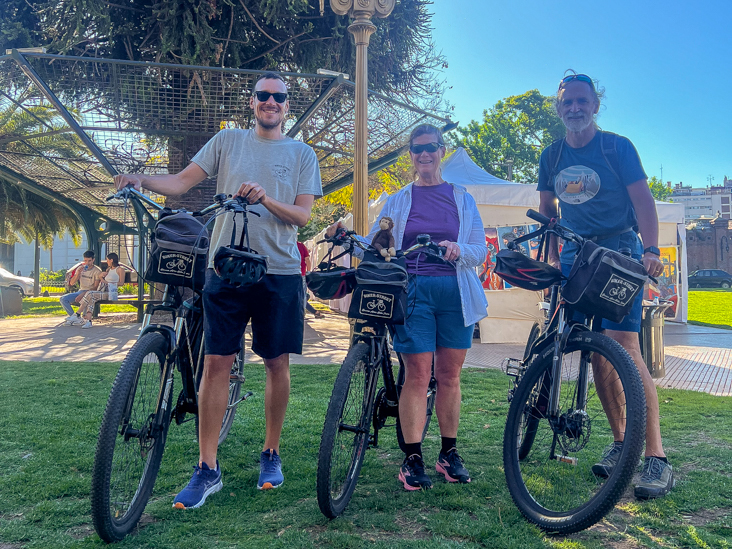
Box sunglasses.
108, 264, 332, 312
254, 91, 288, 103
558, 74, 595, 90
409, 142, 444, 154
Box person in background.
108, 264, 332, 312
297, 241, 322, 318
73, 252, 125, 329
61, 250, 102, 325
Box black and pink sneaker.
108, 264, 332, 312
436, 450, 471, 483
398, 454, 432, 491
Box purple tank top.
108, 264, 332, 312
402, 183, 459, 276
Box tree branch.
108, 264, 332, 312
240, 31, 306, 65
237, 0, 280, 44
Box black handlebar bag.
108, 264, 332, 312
562, 240, 648, 323
144, 209, 210, 290
348, 251, 408, 325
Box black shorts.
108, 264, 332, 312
202, 268, 304, 359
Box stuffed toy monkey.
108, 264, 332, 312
371, 217, 396, 261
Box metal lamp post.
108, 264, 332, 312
330, 0, 395, 236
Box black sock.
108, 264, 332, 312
441, 437, 457, 455
403, 442, 422, 460
647, 456, 668, 464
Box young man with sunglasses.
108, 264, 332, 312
114, 72, 322, 508
537, 72, 673, 499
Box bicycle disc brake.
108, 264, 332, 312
558, 410, 591, 453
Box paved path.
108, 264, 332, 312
0, 314, 729, 396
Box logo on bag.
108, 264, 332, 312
158, 251, 194, 278
359, 291, 394, 319
599, 275, 639, 306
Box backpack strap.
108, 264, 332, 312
545, 138, 565, 188
599, 131, 622, 182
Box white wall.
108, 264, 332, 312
13, 232, 89, 276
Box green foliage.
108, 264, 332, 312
648, 176, 673, 201
455, 90, 565, 183
2, 0, 445, 99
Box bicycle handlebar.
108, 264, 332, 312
106, 186, 259, 217
318, 228, 449, 264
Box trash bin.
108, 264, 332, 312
0, 286, 23, 316
639, 299, 673, 379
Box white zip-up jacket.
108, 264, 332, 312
354, 182, 489, 327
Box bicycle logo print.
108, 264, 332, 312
599, 274, 639, 307
158, 251, 194, 279
358, 291, 394, 319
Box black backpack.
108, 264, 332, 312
144, 209, 210, 290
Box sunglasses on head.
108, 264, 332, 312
409, 142, 444, 154
254, 91, 288, 103
558, 74, 595, 90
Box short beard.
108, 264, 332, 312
563, 115, 595, 134
255, 111, 284, 131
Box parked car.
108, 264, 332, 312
64, 262, 137, 292
0, 267, 34, 297
688, 269, 732, 289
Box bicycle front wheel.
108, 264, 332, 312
517, 321, 543, 460
91, 332, 172, 542
503, 330, 646, 534
317, 342, 378, 518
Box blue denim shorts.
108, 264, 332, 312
392, 275, 474, 354
560, 231, 642, 333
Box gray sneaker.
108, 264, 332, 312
592, 441, 623, 478
634, 457, 674, 499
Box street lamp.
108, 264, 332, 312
330, 0, 395, 237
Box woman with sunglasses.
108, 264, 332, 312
327, 124, 488, 490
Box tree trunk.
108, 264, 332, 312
33, 229, 40, 297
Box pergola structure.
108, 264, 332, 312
0, 50, 452, 271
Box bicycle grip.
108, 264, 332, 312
527, 209, 551, 225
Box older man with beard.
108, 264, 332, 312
114, 72, 322, 508
537, 72, 673, 499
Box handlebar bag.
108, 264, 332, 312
348, 251, 408, 325
562, 240, 648, 323
144, 209, 210, 290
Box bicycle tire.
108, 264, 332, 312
91, 332, 172, 542
317, 342, 378, 518
395, 360, 436, 453
517, 321, 543, 460
503, 330, 646, 534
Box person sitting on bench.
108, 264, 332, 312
73, 253, 124, 329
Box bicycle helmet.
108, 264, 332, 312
306, 267, 356, 300
494, 249, 563, 290
213, 246, 268, 287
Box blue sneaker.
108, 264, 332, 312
172, 461, 222, 509
258, 449, 284, 490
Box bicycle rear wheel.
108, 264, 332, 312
503, 330, 646, 534
91, 332, 172, 542
317, 342, 378, 518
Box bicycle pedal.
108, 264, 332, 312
230, 374, 245, 382
501, 358, 523, 377
552, 454, 578, 466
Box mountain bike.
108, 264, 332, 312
496, 209, 648, 534
90, 188, 254, 542
311, 230, 447, 518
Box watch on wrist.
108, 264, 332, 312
643, 246, 661, 256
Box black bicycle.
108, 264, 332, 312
310, 230, 447, 518
90, 188, 253, 542
496, 209, 648, 534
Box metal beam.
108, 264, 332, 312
321, 144, 408, 196
287, 76, 344, 138
10, 49, 119, 177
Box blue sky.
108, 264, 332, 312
429, 0, 731, 187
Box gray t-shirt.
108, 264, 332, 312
191, 129, 322, 275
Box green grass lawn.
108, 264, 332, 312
9, 297, 138, 318
0, 361, 730, 548
688, 289, 732, 329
